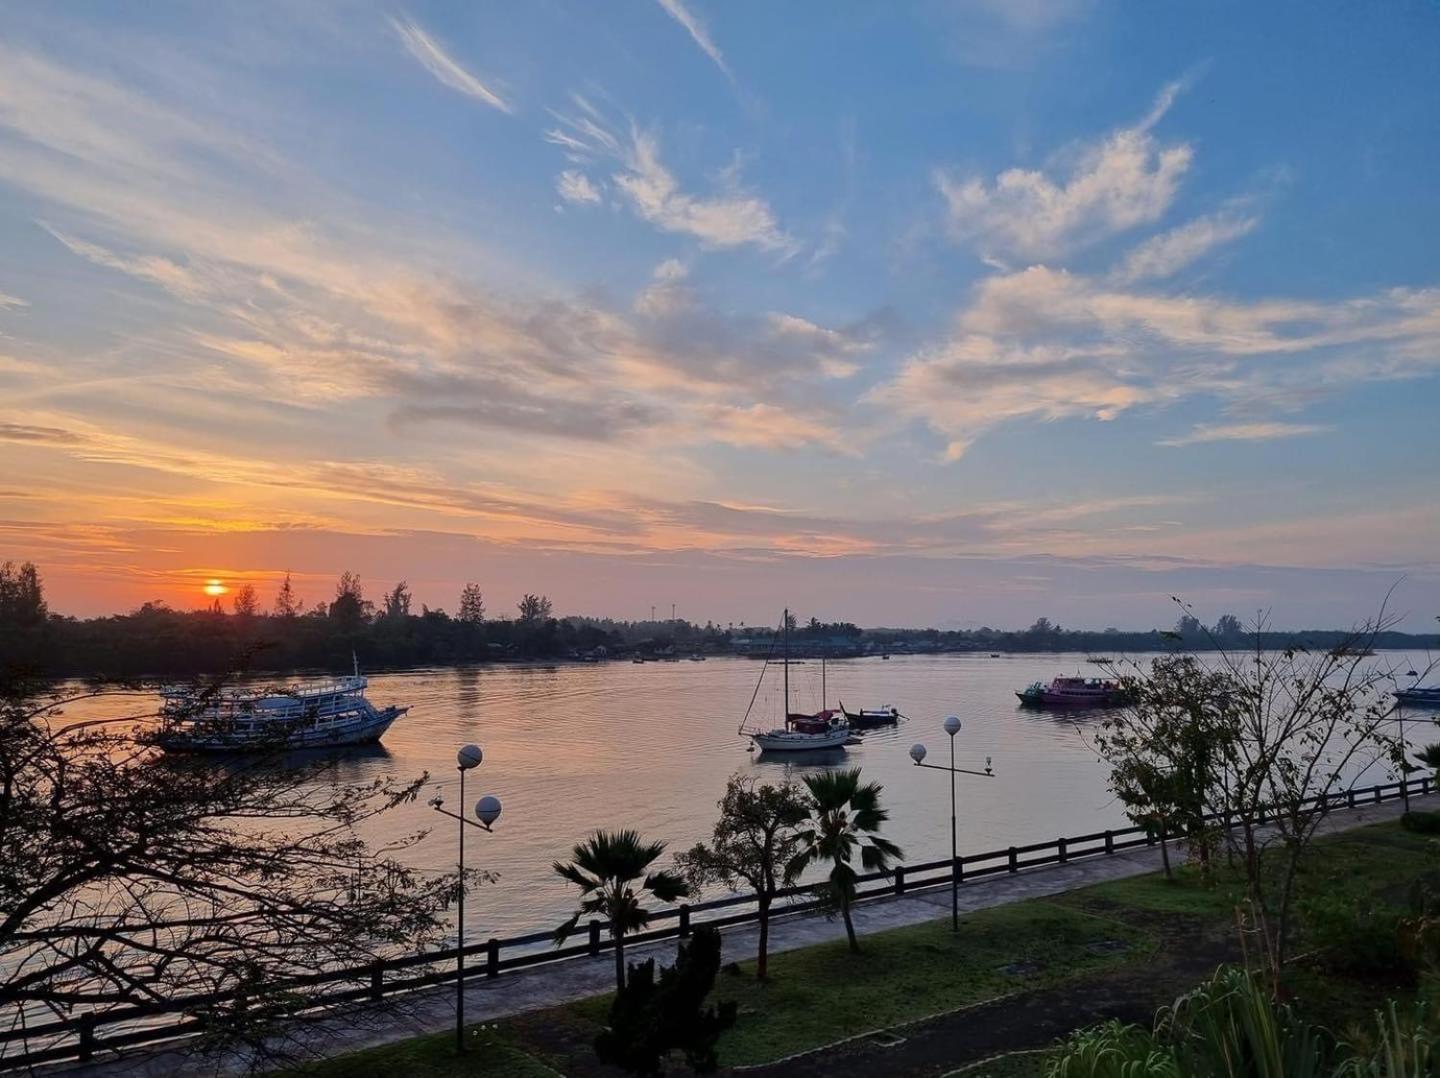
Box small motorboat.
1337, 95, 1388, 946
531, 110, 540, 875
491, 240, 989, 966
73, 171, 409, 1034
1017, 676, 1131, 708
153, 670, 407, 752
1395, 686, 1440, 707
839, 701, 903, 728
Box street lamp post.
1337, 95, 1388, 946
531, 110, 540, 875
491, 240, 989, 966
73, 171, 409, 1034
430, 744, 503, 1055
909, 716, 993, 932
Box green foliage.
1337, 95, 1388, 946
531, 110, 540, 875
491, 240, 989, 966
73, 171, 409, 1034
1046, 1021, 1178, 1078
594, 927, 737, 1074
789, 767, 901, 953
1300, 894, 1409, 979
1050, 965, 1439, 1078
1335, 1001, 1437, 1077
1051, 967, 1334, 1078
675, 775, 809, 979
552, 829, 689, 990
1401, 810, 1440, 834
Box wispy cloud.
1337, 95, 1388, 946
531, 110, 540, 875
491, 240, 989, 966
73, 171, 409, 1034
1115, 206, 1258, 283
555, 169, 602, 205
1157, 422, 1330, 447
654, 0, 734, 83
546, 104, 794, 253
936, 81, 1191, 260
0, 292, 27, 309
390, 16, 512, 114
877, 263, 1440, 459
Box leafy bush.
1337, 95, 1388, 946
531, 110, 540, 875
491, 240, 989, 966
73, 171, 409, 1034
1401, 811, 1440, 835
1049, 967, 1435, 1078
1047, 1020, 1178, 1077
1301, 895, 1410, 979
594, 926, 737, 1074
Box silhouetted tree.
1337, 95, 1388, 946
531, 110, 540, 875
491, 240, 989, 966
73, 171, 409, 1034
518, 593, 553, 624
273, 572, 300, 618
0, 561, 46, 627
328, 571, 367, 628
1174, 613, 1203, 640
1212, 613, 1244, 641
553, 829, 689, 990
0, 676, 457, 1061
594, 926, 736, 1074
458, 583, 485, 624
789, 768, 901, 954
231, 584, 259, 618
382, 580, 412, 620
677, 776, 808, 979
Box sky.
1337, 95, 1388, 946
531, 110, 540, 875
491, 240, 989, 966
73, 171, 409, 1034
1, 1, 1438, 630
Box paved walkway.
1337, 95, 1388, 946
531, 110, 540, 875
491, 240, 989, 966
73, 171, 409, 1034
44, 793, 1432, 1076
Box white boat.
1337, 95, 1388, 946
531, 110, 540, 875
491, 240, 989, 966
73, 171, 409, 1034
153, 671, 407, 752
740, 609, 852, 753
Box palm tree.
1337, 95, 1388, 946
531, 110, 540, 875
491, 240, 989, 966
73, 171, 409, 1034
788, 768, 902, 954
553, 828, 690, 990
1416, 742, 1440, 777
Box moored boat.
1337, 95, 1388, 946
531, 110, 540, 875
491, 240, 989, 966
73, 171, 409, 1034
153, 672, 407, 752
839, 701, 903, 728
1395, 686, 1440, 707
740, 609, 853, 753
1016, 676, 1130, 708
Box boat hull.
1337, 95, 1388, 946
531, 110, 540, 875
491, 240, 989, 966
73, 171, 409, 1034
750, 726, 851, 752
155, 706, 407, 753
841, 707, 900, 728
1395, 688, 1440, 707
1016, 690, 1127, 708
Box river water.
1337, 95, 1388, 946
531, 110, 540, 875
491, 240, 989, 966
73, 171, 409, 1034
67, 650, 1432, 940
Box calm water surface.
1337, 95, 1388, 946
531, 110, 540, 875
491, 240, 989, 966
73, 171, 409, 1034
72, 651, 1429, 940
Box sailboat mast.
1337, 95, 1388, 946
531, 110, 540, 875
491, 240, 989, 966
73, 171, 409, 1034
822, 651, 827, 710
783, 608, 790, 727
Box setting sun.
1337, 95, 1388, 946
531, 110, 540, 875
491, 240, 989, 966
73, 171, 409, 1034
203, 580, 228, 597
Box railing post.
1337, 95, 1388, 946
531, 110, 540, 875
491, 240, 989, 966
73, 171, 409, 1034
588, 919, 602, 957
1104, 830, 1114, 855
1348, 788, 1357, 809
1373, 784, 1382, 805
1057, 837, 1068, 864
1008, 846, 1018, 873
369, 961, 385, 1000
894, 866, 906, 895
1146, 828, 1156, 846
486, 938, 500, 978
1424, 776, 1432, 796
678, 904, 691, 937
77, 1013, 96, 1063
955, 854, 964, 883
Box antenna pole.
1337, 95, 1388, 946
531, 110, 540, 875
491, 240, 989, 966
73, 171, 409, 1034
783, 609, 790, 726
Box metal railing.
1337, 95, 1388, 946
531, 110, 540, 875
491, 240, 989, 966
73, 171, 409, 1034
2, 774, 1432, 1071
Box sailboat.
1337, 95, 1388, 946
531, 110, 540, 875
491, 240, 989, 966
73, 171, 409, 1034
740, 609, 852, 752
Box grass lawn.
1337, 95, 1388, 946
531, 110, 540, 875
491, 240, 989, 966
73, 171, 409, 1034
669, 900, 1150, 1067
277, 818, 1436, 1076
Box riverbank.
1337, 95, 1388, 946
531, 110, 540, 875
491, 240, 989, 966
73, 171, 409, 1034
46, 792, 1434, 1077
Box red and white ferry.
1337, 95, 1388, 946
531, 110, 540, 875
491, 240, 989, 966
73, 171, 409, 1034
1016, 675, 1130, 708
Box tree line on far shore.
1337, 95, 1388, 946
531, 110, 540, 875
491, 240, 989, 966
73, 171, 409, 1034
1, 560, 1435, 679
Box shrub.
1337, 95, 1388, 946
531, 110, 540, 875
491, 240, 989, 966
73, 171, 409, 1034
1301, 894, 1410, 979
594, 926, 737, 1074
1401, 811, 1440, 835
